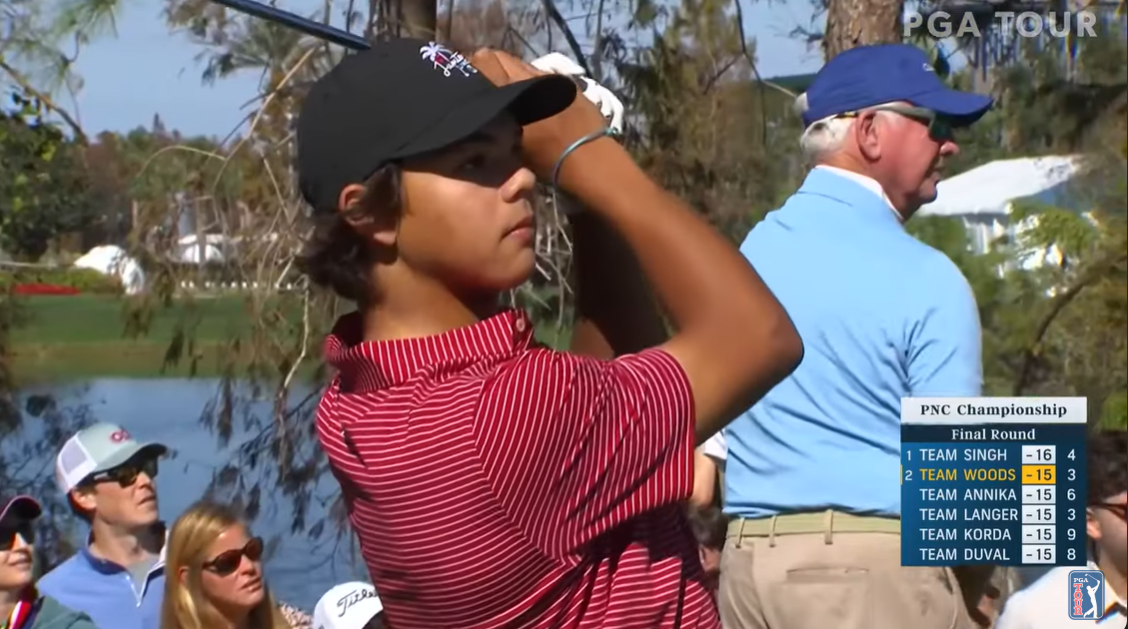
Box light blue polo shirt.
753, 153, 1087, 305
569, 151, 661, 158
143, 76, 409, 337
37, 535, 164, 629
725, 167, 982, 519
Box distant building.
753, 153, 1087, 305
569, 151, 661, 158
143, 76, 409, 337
918, 155, 1088, 270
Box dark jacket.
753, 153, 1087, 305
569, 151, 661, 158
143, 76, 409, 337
21, 596, 96, 629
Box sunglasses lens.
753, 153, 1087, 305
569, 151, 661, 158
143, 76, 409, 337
211, 551, 242, 575
103, 457, 158, 487
0, 523, 34, 550
245, 537, 264, 562
207, 537, 264, 575
930, 119, 953, 142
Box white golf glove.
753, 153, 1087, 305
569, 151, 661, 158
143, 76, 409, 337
530, 52, 624, 135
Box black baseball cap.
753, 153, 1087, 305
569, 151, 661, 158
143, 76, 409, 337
0, 495, 41, 526
297, 38, 578, 214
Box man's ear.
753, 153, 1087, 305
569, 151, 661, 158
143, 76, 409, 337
1085, 507, 1101, 542
69, 487, 96, 515
337, 183, 397, 248
854, 112, 882, 161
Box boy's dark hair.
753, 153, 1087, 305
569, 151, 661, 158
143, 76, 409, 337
296, 163, 404, 303
685, 504, 728, 550
1087, 429, 1126, 503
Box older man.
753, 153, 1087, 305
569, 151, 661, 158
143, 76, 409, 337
718, 44, 992, 629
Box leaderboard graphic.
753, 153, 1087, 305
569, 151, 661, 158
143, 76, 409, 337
901, 397, 1088, 567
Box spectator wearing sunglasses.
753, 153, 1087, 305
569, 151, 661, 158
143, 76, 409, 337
718, 44, 992, 629
312, 582, 388, 629
1, 495, 96, 629
37, 423, 168, 629
160, 500, 290, 629
995, 429, 1127, 628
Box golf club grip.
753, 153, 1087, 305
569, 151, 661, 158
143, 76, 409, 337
207, 0, 371, 50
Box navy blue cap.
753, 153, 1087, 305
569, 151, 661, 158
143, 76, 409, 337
800, 44, 993, 128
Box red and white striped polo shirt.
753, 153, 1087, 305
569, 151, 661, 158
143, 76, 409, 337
316, 309, 719, 628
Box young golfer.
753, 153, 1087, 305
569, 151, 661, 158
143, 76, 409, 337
296, 38, 801, 628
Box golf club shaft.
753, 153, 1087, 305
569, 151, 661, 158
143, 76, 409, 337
207, 0, 370, 50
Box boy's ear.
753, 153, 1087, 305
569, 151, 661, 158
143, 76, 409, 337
338, 184, 398, 248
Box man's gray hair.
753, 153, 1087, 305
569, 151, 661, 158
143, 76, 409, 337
795, 94, 904, 162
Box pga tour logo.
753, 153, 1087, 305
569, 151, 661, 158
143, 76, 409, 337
420, 42, 477, 78
904, 10, 1099, 39
1068, 570, 1106, 620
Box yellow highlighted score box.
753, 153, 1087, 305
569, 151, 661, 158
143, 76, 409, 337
1021, 465, 1056, 484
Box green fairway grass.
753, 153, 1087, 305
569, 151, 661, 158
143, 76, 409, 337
9, 295, 253, 381
9, 294, 572, 382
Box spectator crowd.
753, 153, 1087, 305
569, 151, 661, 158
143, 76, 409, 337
1, 423, 388, 629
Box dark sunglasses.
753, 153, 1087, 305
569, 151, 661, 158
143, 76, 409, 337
838, 105, 955, 143
1093, 502, 1127, 521
85, 457, 159, 488
0, 520, 35, 551
202, 536, 264, 576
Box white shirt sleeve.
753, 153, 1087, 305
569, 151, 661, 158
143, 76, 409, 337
702, 431, 727, 466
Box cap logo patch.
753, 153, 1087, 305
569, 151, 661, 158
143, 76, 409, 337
335, 587, 378, 617
109, 429, 131, 443
922, 62, 935, 72
420, 42, 477, 78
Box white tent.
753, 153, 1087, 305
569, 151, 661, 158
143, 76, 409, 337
918, 155, 1084, 269
74, 245, 146, 295
175, 234, 226, 264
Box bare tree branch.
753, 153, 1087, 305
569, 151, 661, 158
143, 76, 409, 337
1014, 246, 1128, 395
0, 57, 87, 143
539, 0, 592, 76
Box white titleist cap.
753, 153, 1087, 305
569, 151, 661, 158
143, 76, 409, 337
313, 582, 383, 629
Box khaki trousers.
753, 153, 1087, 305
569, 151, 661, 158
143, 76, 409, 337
718, 512, 975, 629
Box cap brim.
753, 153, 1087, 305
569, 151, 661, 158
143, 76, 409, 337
90, 442, 168, 475
913, 88, 993, 127
391, 74, 578, 159
0, 495, 42, 525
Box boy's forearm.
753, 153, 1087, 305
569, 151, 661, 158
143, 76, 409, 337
559, 138, 802, 439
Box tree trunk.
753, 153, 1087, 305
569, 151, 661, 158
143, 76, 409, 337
375, 0, 437, 40
822, 0, 905, 60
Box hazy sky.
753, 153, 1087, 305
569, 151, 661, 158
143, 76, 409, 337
69, 0, 824, 139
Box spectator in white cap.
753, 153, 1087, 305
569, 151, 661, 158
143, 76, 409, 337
312, 582, 387, 629
37, 423, 169, 629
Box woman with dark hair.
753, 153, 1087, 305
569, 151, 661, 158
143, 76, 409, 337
297, 40, 801, 628
0, 495, 95, 629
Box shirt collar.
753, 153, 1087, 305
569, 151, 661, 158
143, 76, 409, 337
811, 165, 904, 224
1086, 560, 1127, 618
324, 309, 534, 393
82, 522, 168, 573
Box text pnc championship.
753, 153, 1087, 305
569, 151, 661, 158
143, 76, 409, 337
901, 397, 1088, 567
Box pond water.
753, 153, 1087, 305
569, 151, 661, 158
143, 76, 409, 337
12, 377, 367, 614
